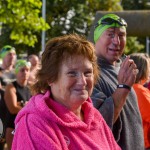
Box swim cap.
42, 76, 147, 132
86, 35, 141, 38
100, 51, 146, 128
94, 14, 127, 43
15, 59, 31, 74
0, 45, 16, 58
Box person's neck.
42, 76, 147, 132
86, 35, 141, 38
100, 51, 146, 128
73, 106, 84, 121
98, 57, 116, 66
17, 79, 28, 87
30, 65, 38, 71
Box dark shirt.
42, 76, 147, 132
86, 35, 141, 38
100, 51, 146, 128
6, 81, 31, 129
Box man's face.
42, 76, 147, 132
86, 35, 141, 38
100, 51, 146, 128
29, 56, 39, 67
3, 51, 16, 66
95, 27, 126, 65
17, 66, 30, 81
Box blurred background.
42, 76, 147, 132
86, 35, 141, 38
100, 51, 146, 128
0, 0, 150, 58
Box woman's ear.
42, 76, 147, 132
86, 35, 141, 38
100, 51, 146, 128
47, 81, 52, 87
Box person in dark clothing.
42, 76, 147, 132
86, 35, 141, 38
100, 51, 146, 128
4, 60, 31, 150
0, 89, 5, 150
0, 45, 16, 150
91, 13, 145, 150
0, 68, 6, 127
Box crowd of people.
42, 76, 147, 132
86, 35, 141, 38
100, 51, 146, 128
0, 13, 150, 150
0, 46, 40, 150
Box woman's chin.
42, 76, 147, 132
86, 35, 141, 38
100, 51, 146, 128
73, 95, 88, 102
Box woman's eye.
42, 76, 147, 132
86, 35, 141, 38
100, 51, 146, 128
67, 71, 77, 77
84, 71, 92, 77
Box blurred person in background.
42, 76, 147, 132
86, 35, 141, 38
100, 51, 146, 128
0, 85, 5, 150
130, 53, 150, 149
0, 45, 16, 150
4, 60, 31, 150
27, 54, 40, 87
0, 45, 16, 88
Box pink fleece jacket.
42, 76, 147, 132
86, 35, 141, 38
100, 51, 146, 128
12, 91, 121, 150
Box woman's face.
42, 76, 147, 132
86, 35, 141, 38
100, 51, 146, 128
50, 55, 94, 111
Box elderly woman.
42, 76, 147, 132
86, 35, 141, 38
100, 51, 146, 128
4, 60, 31, 150
130, 53, 150, 149
12, 34, 121, 150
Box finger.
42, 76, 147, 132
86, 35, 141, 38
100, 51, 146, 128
133, 69, 139, 75
121, 58, 135, 71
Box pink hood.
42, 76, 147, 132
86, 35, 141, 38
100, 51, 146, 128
12, 91, 121, 150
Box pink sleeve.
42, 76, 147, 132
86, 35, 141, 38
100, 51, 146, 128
12, 114, 64, 150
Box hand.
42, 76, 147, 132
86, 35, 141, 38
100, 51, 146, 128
18, 101, 28, 107
24, 101, 28, 105
118, 56, 138, 87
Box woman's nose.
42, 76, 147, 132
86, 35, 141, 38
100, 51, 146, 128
77, 74, 86, 85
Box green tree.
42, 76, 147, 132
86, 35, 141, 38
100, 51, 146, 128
125, 37, 145, 54
121, 0, 150, 54
2, 0, 145, 55
0, 0, 50, 49
0, 0, 122, 54
46, 0, 122, 39
45, 0, 145, 55
121, 0, 150, 10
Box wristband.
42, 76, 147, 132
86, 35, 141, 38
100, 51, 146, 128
117, 84, 131, 91
20, 100, 25, 107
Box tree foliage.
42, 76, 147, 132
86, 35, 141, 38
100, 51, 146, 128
0, 0, 149, 55
46, 0, 122, 39
121, 0, 150, 10
121, 0, 150, 54
125, 37, 145, 54
0, 0, 50, 48
0, 0, 122, 54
